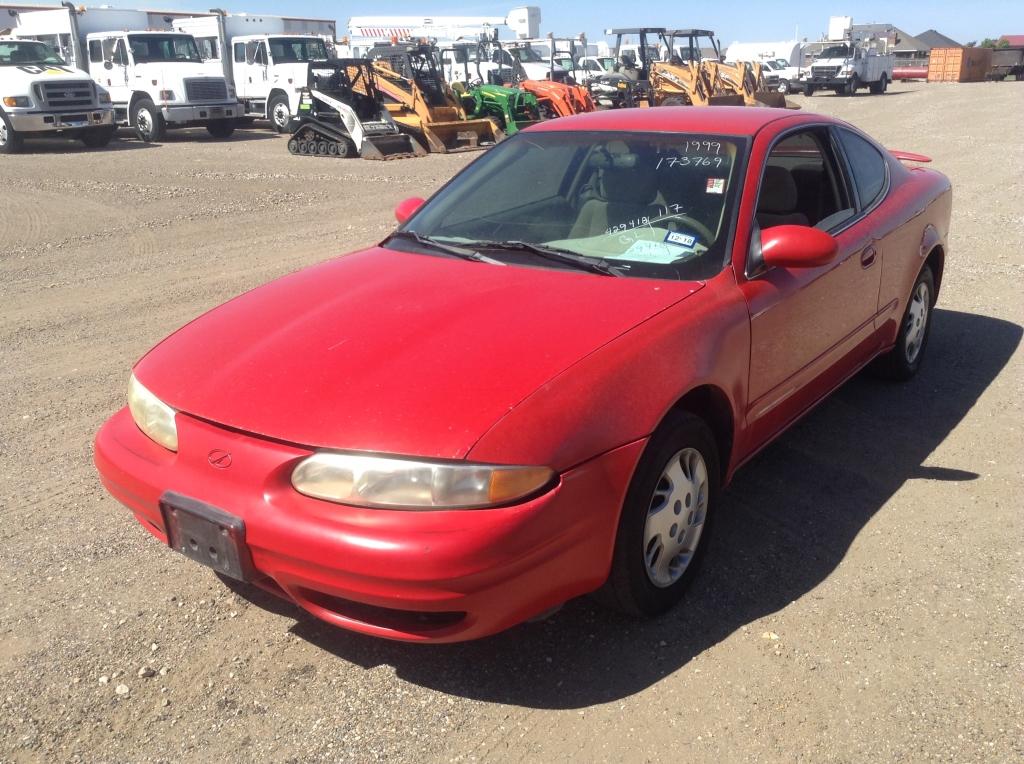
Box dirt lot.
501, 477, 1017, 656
1, 81, 1021, 762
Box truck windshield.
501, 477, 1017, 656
269, 37, 329, 62
510, 46, 544, 63
392, 131, 747, 281
817, 45, 851, 59
0, 40, 65, 66
128, 35, 202, 63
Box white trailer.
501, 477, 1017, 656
13, 7, 240, 141
173, 13, 335, 132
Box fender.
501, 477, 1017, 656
919, 223, 941, 260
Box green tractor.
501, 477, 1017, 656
441, 43, 540, 135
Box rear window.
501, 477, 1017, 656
837, 128, 888, 209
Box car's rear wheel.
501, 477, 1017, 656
873, 265, 935, 381
595, 412, 719, 616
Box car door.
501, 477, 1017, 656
97, 37, 130, 105
237, 40, 268, 101
739, 125, 883, 450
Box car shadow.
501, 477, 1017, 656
222, 308, 1020, 708
11, 135, 158, 154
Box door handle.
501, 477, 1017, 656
861, 246, 877, 268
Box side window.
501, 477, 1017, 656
755, 129, 853, 231
836, 128, 887, 209
88, 39, 102, 63
233, 42, 245, 63
101, 37, 117, 62
197, 37, 218, 60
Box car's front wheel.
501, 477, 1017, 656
596, 412, 719, 616
873, 265, 935, 381
0, 110, 23, 154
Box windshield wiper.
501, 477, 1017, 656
467, 240, 623, 277
387, 231, 505, 265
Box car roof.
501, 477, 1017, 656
529, 106, 827, 137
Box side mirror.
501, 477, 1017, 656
760, 225, 838, 268
394, 197, 425, 224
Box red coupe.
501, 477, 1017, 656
95, 107, 951, 642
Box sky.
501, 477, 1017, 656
107, 0, 1022, 44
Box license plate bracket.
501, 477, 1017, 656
159, 492, 253, 581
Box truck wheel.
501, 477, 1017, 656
206, 121, 235, 139
0, 110, 23, 154
870, 73, 888, 94
804, 84, 815, 96
267, 94, 290, 133
777, 79, 790, 94
80, 126, 116, 148
846, 75, 860, 96
132, 99, 166, 142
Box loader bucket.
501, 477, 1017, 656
708, 94, 746, 106
360, 133, 428, 160
420, 118, 502, 154
754, 91, 790, 109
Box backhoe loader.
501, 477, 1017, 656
367, 41, 502, 153
286, 59, 426, 159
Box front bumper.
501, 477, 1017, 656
6, 107, 113, 132
806, 76, 852, 88
160, 102, 240, 125
95, 408, 645, 642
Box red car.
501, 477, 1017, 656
95, 107, 951, 643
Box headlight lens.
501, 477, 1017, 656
3, 95, 31, 107
291, 452, 555, 510
98, 91, 112, 104
127, 373, 178, 451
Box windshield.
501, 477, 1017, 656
0, 40, 65, 66
392, 131, 746, 281
269, 37, 328, 62
128, 34, 202, 63
510, 46, 544, 63
817, 45, 851, 59
597, 57, 616, 71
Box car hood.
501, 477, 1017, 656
135, 247, 703, 459
2, 63, 93, 90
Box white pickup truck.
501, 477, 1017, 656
804, 42, 893, 96
0, 37, 114, 154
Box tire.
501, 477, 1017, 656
846, 74, 860, 96
206, 120, 235, 139
777, 79, 790, 94
804, 84, 815, 96
80, 125, 115, 148
661, 96, 686, 106
267, 93, 290, 133
870, 73, 888, 94
872, 265, 935, 381
0, 110, 23, 154
132, 98, 165, 142
595, 411, 720, 617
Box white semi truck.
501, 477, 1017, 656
0, 36, 114, 153
172, 13, 335, 132
12, 6, 240, 141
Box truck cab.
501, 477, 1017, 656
85, 31, 239, 140
0, 36, 114, 153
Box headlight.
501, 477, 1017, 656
159, 90, 175, 102
98, 91, 112, 104
291, 452, 555, 510
227, 85, 236, 98
2, 96, 31, 107
127, 373, 178, 451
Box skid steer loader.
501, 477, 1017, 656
367, 41, 502, 153
286, 59, 426, 159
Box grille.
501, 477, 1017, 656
183, 78, 228, 102
39, 80, 95, 109
812, 65, 840, 79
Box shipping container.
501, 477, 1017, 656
927, 46, 993, 82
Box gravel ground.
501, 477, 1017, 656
1, 81, 1021, 763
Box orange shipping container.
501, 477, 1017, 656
927, 46, 994, 82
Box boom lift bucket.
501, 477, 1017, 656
369, 42, 502, 153
286, 60, 426, 160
